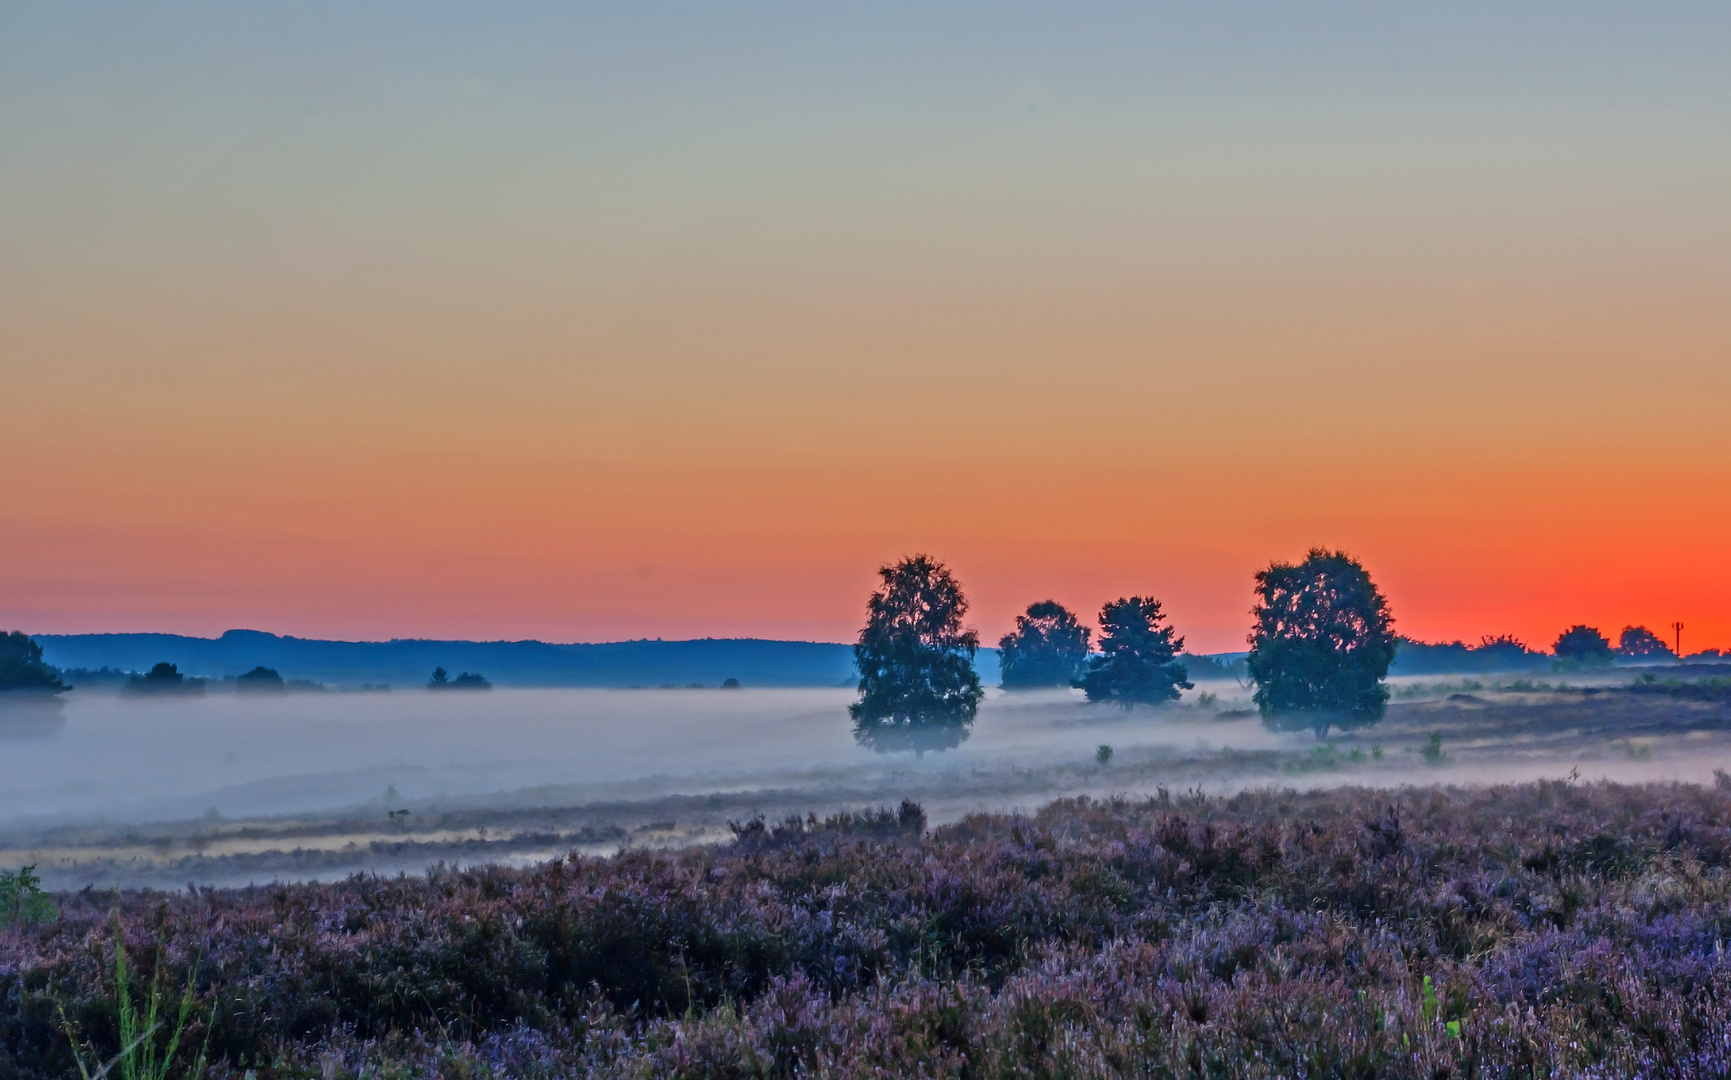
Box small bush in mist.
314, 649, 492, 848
1618, 625, 1676, 662
1095, 744, 1113, 766
1421, 731, 1447, 764
1553, 625, 1613, 666
1076, 597, 1190, 709
850, 554, 981, 752
0, 865, 55, 928
427, 667, 492, 690
233, 665, 285, 693
123, 662, 204, 696
1248, 548, 1397, 739
998, 600, 1091, 689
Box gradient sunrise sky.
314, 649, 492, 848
3, 2, 1728, 653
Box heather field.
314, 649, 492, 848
8, 776, 1731, 1078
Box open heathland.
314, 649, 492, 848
6, 777, 1731, 1077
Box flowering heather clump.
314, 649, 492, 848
6, 782, 1731, 1077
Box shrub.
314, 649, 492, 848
1554, 625, 1613, 665
1421, 732, 1446, 764
0, 866, 55, 928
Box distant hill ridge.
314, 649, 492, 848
37, 630, 872, 689
35, 629, 1577, 690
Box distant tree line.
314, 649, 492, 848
428, 667, 492, 691
848, 550, 1700, 752
124, 662, 206, 695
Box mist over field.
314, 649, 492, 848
0, 686, 1249, 829
5, 671, 1726, 892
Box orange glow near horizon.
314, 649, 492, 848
4, 6, 1729, 652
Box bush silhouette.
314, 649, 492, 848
124, 662, 205, 695
1553, 625, 1612, 664
428, 667, 492, 690
236, 666, 286, 693
1616, 625, 1674, 661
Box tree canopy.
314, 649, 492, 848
1076, 597, 1190, 709
850, 554, 982, 752
0, 632, 66, 694
1616, 625, 1675, 661
998, 600, 1091, 689
236, 665, 286, 692
1247, 548, 1397, 739
428, 668, 492, 690
1553, 625, 1613, 664
125, 661, 205, 695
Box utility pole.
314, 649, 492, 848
1672, 621, 1685, 659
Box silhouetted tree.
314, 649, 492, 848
1617, 625, 1675, 661
125, 661, 205, 695
428, 667, 491, 690
1553, 625, 1612, 664
0, 632, 66, 694
1477, 634, 1535, 666
998, 601, 1091, 689
1248, 549, 1397, 739
236, 665, 286, 692
850, 554, 982, 752
1077, 597, 1190, 709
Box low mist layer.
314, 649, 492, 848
3, 673, 1728, 889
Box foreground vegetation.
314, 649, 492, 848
5, 780, 1731, 1077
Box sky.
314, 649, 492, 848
3, 2, 1729, 654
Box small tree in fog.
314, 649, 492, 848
1248, 549, 1396, 739
850, 555, 982, 752
1077, 597, 1191, 709
1553, 625, 1612, 665
0, 632, 66, 694
998, 601, 1091, 689
1616, 625, 1674, 662
235, 666, 287, 695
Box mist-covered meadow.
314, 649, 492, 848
4, 672, 1728, 891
